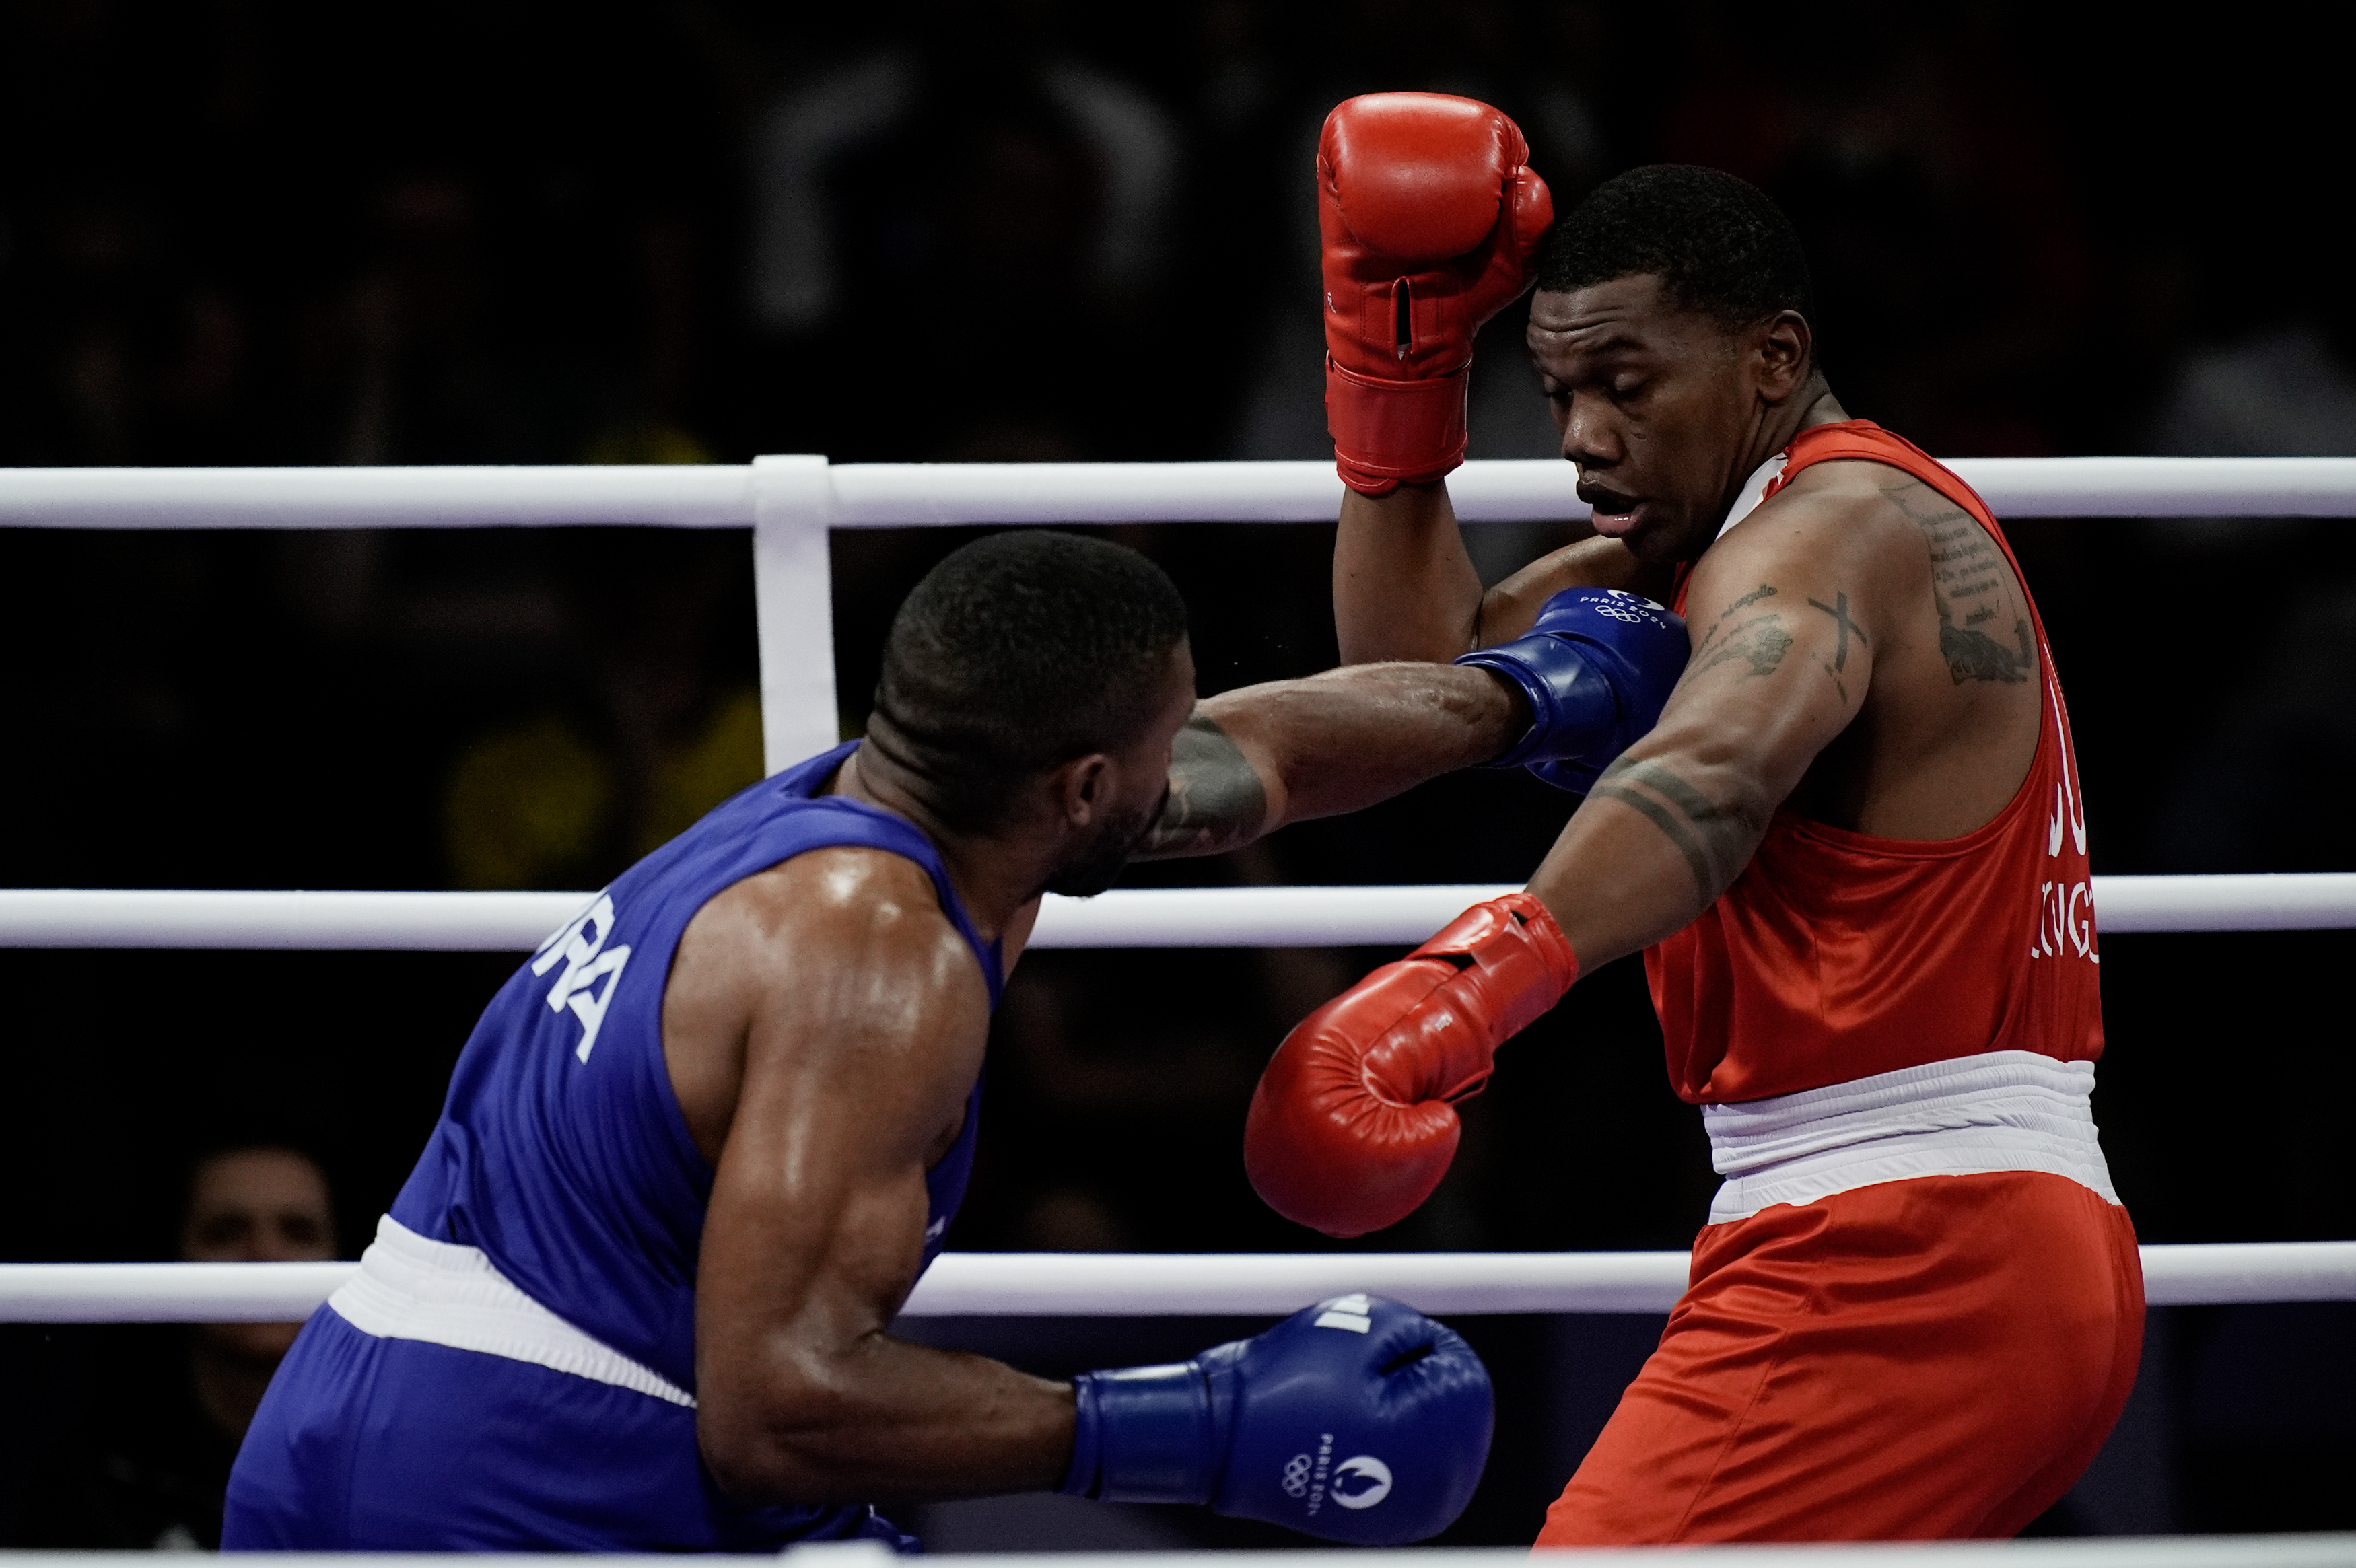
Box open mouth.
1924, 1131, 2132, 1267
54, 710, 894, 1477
1578, 483, 1646, 537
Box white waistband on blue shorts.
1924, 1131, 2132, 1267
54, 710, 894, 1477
328, 1213, 695, 1407
1701, 1048, 2120, 1225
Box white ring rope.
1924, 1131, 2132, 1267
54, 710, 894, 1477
5, 1242, 2350, 1323
6, 464, 2347, 1563
7, 456, 2356, 529
7, 458, 2346, 915
0, 875, 2349, 950
3, 1545, 2354, 1568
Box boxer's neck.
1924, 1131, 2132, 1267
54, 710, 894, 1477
829, 746, 1040, 940
1709, 378, 1846, 547
1745, 378, 1846, 478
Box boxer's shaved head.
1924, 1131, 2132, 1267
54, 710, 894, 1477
1537, 164, 1813, 341
870, 530, 1191, 834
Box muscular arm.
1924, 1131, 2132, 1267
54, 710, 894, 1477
1334, 483, 1486, 662
1524, 490, 1892, 967
681, 851, 1070, 1504
1334, 484, 1667, 662
1134, 662, 1527, 859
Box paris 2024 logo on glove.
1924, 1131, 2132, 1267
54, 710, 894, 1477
1280, 1437, 1395, 1515
1332, 1456, 1393, 1509
1593, 587, 1674, 627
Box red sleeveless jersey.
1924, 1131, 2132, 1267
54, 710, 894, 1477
1650, 420, 2102, 1105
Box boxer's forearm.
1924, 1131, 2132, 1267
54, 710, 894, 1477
701, 1332, 1076, 1505
1135, 664, 1523, 859
1525, 744, 1777, 970
1334, 483, 1484, 662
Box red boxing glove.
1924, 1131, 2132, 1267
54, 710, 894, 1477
1319, 94, 1553, 495
1243, 892, 1579, 1238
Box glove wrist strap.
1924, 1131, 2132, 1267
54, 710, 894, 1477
1061, 1363, 1216, 1505
1453, 651, 1553, 769
1454, 636, 1622, 769
1326, 357, 1468, 493
1419, 892, 1581, 1018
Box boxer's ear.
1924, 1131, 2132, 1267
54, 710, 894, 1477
1752, 310, 1813, 402
1049, 752, 1115, 828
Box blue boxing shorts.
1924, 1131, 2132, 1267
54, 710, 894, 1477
224, 1305, 914, 1551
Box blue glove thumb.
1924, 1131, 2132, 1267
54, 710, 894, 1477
1455, 586, 1688, 793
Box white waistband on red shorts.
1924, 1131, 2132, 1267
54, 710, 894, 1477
1700, 1049, 2120, 1225
328, 1213, 695, 1407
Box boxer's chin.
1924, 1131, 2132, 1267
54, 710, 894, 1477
1616, 509, 1708, 565
1043, 799, 1158, 899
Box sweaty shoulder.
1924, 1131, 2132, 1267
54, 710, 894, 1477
1695, 456, 2044, 839
662, 845, 990, 1165
1687, 458, 1926, 625
1745, 456, 2040, 690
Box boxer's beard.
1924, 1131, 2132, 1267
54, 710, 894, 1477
1043, 791, 1161, 899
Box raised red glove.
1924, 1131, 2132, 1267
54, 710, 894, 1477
1243, 893, 1579, 1238
1319, 94, 1553, 495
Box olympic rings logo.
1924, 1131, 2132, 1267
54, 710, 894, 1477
1594, 590, 1669, 626
1281, 1454, 1313, 1497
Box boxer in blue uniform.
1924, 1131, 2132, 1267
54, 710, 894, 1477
225, 530, 1684, 1551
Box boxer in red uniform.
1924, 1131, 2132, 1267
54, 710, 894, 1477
1245, 98, 2139, 1542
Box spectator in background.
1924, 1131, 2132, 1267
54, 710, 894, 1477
1653, 3, 2091, 457
1224, 0, 1612, 575
2143, 254, 2356, 486
1, 1143, 337, 1549
2141, 234, 2356, 876
746, 1, 1180, 460
178, 1146, 338, 1452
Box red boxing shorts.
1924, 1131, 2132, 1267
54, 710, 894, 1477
1539, 1170, 2143, 1544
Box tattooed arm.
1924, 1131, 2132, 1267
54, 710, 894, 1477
1134, 663, 1527, 859
1877, 476, 2036, 686
1334, 485, 1671, 663
1523, 479, 1896, 966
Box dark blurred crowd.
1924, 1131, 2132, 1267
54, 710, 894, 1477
3, 0, 2354, 1546
14, 0, 2356, 473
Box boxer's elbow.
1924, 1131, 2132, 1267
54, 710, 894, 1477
1644, 713, 1796, 829
697, 1347, 874, 1505
1601, 730, 1782, 896
697, 1404, 834, 1505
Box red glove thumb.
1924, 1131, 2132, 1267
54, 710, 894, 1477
1243, 893, 1579, 1238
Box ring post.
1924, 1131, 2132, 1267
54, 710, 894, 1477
753, 456, 839, 775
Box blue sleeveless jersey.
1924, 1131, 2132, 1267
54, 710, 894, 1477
226, 742, 1001, 1552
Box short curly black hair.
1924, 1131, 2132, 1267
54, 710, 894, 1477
1537, 164, 1814, 332
870, 530, 1190, 831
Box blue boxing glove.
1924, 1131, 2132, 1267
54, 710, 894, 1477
1455, 586, 1689, 793
1059, 1293, 1491, 1545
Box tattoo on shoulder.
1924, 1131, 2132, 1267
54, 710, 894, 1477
1692, 583, 1774, 653
1689, 612, 1791, 680
1940, 619, 2033, 684
1702, 583, 1776, 636
1586, 756, 1765, 902
1880, 480, 2033, 686
1805, 590, 1866, 672
1134, 713, 1269, 859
